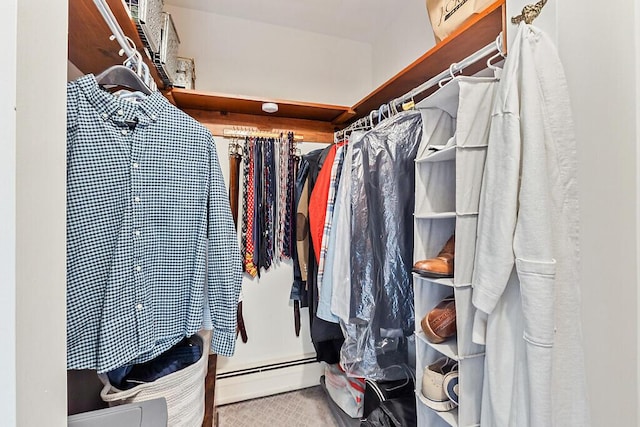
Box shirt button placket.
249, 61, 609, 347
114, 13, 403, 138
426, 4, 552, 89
129, 114, 151, 349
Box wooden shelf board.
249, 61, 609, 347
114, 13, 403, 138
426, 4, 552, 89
171, 88, 354, 123
338, 0, 505, 125
68, 0, 165, 89
184, 109, 337, 144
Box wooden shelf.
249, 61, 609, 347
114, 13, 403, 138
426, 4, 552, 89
171, 88, 354, 123
170, 88, 352, 143
68, 0, 165, 89
337, 0, 506, 124
68, 0, 505, 141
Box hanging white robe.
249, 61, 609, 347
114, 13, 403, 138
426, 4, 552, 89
471, 23, 590, 427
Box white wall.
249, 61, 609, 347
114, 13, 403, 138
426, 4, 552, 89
555, 0, 638, 425
370, 0, 435, 88
15, 0, 68, 425
0, 1, 17, 425
165, 5, 373, 106
164, 4, 366, 398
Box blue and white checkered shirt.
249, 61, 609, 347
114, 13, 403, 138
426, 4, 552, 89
67, 75, 242, 373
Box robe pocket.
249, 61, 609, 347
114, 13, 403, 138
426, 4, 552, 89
515, 258, 556, 348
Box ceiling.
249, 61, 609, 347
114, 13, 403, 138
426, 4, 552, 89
163, 0, 405, 43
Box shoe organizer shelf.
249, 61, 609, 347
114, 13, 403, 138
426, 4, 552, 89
412, 76, 496, 427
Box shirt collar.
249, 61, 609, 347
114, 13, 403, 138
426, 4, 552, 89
75, 74, 168, 122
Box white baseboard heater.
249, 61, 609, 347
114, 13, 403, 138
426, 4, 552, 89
215, 357, 324, 405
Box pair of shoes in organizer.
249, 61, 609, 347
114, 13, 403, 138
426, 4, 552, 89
413, 234, 455, 278
420, 295, 456, 344
421, 357, 459, 412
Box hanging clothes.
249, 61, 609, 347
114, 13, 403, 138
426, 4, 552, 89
308, 143, 339, 261
291, 146, 345, 364
341, 110, 423, 380
66, 74, 242, 373
290, 156, 309, 336
327, 132, 364, 324
316, 142, 349, 323
471, 23, 590, 427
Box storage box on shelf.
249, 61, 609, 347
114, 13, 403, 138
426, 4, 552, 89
125, 0, 165, 56
155, 12, 181, 86
174, 57, 196, 89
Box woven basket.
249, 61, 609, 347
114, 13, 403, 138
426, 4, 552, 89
99, 334, 208, 427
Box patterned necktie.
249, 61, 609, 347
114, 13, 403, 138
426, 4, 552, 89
240, 137, 250, 264
254, 139, 263, 276
282, 133, 296, 258
243, 138, 257, 277
263, 138, 275, 269
277, 135, 288, 260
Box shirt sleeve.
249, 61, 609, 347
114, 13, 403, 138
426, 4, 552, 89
66, 81, 80, 144
206, 134, 243, 356
471, 113, 522, 315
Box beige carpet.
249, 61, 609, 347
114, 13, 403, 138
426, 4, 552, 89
217, 386, 338, 427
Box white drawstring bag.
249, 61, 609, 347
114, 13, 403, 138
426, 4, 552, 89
99, 334, 208, 427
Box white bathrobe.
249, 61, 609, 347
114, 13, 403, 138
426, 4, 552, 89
471, 23, 590, 426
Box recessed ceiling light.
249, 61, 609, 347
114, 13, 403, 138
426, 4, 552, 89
262, 102, 279, 114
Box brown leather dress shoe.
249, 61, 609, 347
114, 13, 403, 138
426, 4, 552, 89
412, 234, 455, 278
421, 296, 457, 344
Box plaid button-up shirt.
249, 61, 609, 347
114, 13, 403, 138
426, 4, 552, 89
316, 145, 345, 289
67, 75, 242, 373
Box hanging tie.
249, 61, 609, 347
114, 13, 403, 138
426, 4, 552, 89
240, 137, 250, 263
243, 138, 258, 277
277, 134, 289, 260
283, 132, 296, 258
262, 138, 276, 269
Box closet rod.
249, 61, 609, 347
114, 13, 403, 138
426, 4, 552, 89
223, 129, 304, 141
336, 34, 504, 141
92, 0, 136, 59
390, 33, 503, 110
92, 0, 157, 91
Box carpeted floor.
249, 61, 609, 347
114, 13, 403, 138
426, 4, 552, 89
217, 386, 339, 427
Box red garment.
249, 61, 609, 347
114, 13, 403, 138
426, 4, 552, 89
308, 144, 339, 260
